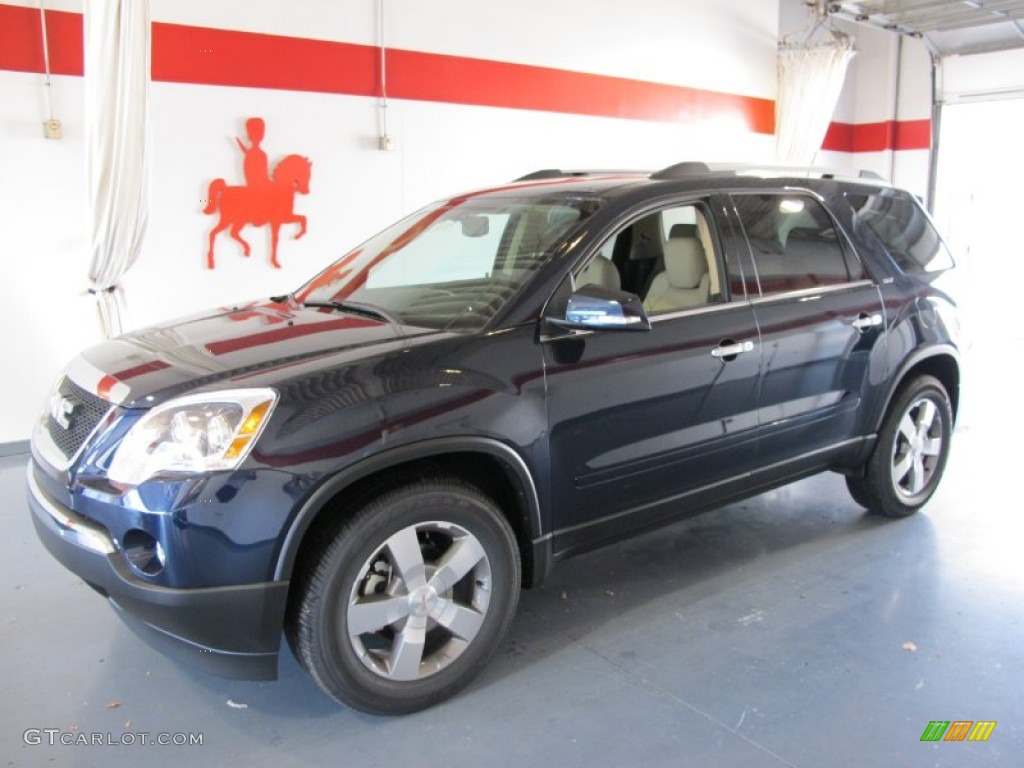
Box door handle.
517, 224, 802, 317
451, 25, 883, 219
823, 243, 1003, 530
852, 313, 883, 331
711, 340, 755, 359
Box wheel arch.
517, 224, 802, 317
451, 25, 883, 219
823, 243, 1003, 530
876, 345, 961, 431
274, 437, 550, 588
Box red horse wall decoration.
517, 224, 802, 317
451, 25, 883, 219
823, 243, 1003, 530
204, 117, 312, 269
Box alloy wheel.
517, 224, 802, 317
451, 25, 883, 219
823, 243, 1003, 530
346, 521, 492, 681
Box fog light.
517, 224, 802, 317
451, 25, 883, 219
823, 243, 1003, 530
122, 529, 165, 576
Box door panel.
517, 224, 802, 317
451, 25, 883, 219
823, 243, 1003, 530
727, 192, 887, 466
751, 285, 886, 461
544, 303, 760, 553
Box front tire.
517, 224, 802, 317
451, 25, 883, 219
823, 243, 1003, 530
287, 477, 520, 714
847, 375, 952, 518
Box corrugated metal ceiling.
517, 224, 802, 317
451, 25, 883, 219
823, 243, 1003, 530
830, 0, 1024, 54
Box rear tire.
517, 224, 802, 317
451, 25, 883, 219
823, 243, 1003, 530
287, 476, 520, 714
844, 472, 873, 510
847, 375, 952, 518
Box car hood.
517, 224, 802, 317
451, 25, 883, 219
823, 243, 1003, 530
66, 301, 450, 408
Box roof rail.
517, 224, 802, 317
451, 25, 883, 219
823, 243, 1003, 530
650, 161, 712, 180
514, 164, 890, 186
858, 169, 888, 181
731, 166, 893, 184
513, 169, 646, 182
515, 169, 570, 181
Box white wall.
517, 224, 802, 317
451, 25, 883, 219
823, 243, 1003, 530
891, 35, 933, 197
815, 19, 933, 197
0, 0, 780, 442
1, 71, 100, 444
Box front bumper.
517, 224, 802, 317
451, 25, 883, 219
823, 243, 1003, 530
27, 463, 288, 680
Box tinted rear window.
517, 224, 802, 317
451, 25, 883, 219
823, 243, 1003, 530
732, 194, 854, 295
846, 190, 954, 274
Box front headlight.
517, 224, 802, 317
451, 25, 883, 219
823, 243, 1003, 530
107, 388, 278, 487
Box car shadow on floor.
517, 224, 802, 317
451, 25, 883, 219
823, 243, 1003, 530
479, 472, 935, 683
143, 470, 939, 721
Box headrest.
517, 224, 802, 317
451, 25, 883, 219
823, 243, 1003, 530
669, 223, 698, 239
579, 256, 620, 291
664, 238, 707, 289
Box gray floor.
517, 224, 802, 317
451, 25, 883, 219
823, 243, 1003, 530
2, 346, 1020, 767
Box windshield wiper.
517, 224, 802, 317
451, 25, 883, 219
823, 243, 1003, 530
303, 300, 403, 327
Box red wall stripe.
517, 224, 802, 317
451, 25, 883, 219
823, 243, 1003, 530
0, 3, 927, 151
0, 3, 772, 133
0, 5, 83, 75
386, 48, 773, 130
821, 122, 854, 152
152, 22, 379, 96
822, 119, 931, 152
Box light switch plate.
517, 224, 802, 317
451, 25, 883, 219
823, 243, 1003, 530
44, 119, 63, 139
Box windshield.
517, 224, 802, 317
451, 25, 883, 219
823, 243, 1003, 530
296, 192, 602, 330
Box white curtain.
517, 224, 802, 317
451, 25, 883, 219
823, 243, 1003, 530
776, 39, 855, 165
84, 0, 150, 337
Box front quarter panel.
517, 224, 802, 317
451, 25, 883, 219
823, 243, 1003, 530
256, 325, 550, 579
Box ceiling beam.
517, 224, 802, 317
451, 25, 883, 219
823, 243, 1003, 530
839, 0, 966, 14
885, 3, 1024, 25
913, 9, 1024, 31
842, 0, 1022, 13
835, 0, 1024, 28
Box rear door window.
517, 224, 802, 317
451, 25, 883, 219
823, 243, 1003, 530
731, 194, 854, 296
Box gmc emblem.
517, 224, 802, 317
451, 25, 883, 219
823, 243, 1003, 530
50, 393, 77, 430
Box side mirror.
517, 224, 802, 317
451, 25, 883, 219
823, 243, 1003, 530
549, 285, 651, 332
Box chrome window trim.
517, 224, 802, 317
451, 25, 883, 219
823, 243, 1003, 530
539, 296, 749, 342
648, 299, 749, 324
538, 280, 875, 342
747, 280, 876, 306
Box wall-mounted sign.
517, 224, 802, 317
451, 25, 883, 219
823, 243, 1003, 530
204, 117, 312, 268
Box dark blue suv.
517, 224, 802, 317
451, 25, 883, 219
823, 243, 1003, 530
28, 163, 961, 714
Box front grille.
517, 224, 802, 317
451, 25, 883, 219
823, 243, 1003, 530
45, 377, 112, 459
